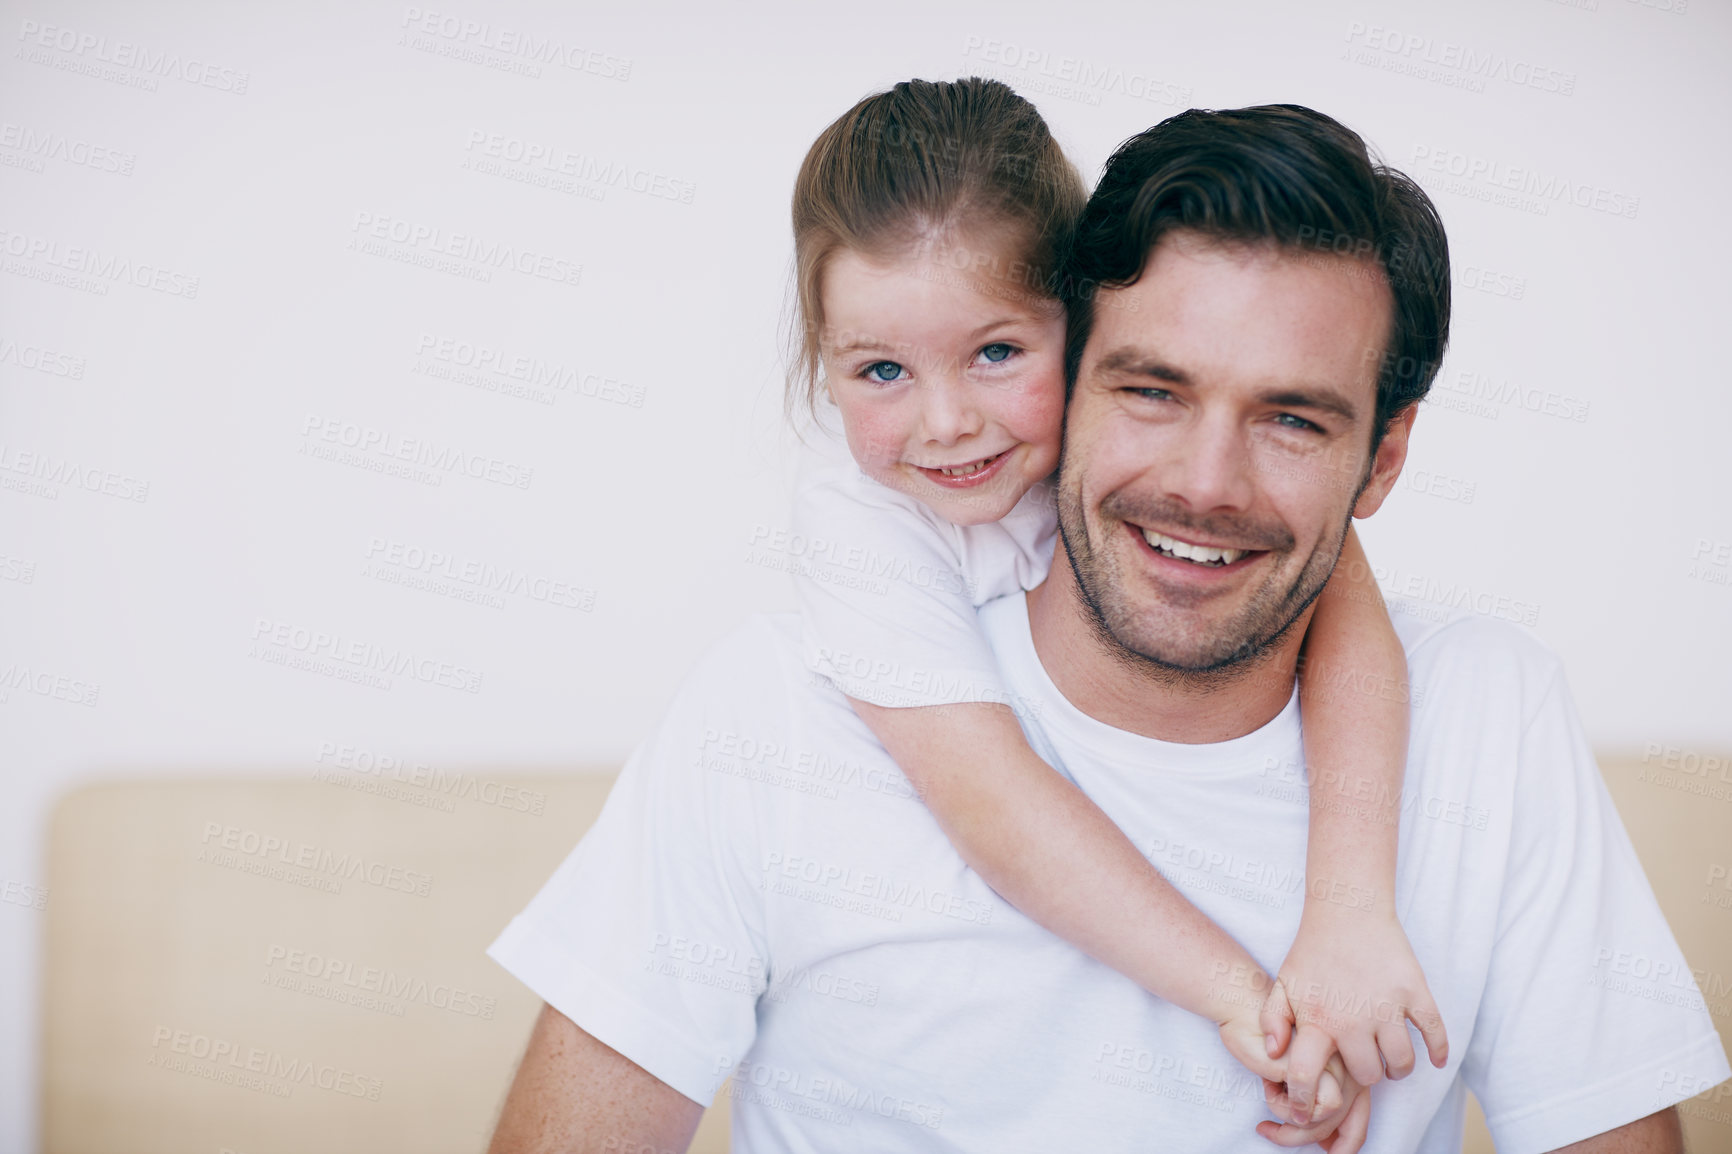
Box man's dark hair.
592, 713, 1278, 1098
1063, 104, 1450, 447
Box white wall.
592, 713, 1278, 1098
2, 0, 1727, 1147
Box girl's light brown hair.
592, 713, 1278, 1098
787, 76, 1087, 418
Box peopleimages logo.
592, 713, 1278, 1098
761, 851, 994, 927
462, 131, 695, 204
960, 35, 1192, 107
0, 227, 201, 297
315, 741, 548, 815
364, 537, 595, 612
348, 211, 582, 287
0, 661, 101, 707
199, 820, 434, 897
718, 1057, 945, 1130
249, 616, 484, 695
0, 443, 148, 503
1343, 22, 1576, 95
0, 122, 135, 174
1410, 145, 1639, 220
264, 944, 497, 1019
148, 1026, 382, 1100
0, 334, 86, 378
300, 415, 534, 490
414, 333, 644, 408
399, 7, 631, 80
15, 19, 251, 93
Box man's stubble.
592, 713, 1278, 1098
1053, 447, 1365, 691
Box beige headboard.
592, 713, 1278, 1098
40, 753, 1730, 1152
40, 771, 732, 1154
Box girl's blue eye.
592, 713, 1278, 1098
980, 342, 1014, 363
865, 361, 906, 383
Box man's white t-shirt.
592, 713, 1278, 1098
489, 596, 1728, 1153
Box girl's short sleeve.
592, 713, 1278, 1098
789, 449, 1027, 709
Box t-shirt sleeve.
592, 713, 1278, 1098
790, 456, 1012, 709
486, 647, 770, 1105
1461, 666, 1730, 1153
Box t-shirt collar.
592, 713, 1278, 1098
986, 592, 1303, 777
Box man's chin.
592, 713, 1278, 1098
1115, 630, 1267, 675
1088, 604, 1270, 675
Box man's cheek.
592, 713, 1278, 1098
1256, 460, 1363, 546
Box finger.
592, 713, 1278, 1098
1375, 1016, 1416, 1081
1407, 992, 1450, 1069
1264, 1078, 1296, 1127
1319, 1083, 1372, 1154
1256, 1090, 1354, 1150
1264, 1078, 1299, 1125
1260, 977, 1295, 1059
1315, 1063, 1342, 1119
1224, 1024, 1288, 1084
1339, 1029, 1386, 1088
1282, 1023, 1337, 1121
1257, 1117, 1341, 1149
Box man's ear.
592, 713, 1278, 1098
1352, 405, 1419, 519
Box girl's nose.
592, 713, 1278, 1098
919, 376, 984, 447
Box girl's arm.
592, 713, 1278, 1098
855, 697, 1307, 1089
1261, 524, 1448, 1119
788, 454, 1355, 1131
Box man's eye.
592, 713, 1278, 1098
1128, 387, 1173, 402
978, 342, 1016, 364
1274, 413, 1320, 432
863, 361, 908, 383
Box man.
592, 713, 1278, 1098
485, 105, 1728, 1152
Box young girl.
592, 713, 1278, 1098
786, 78, 1445, 1143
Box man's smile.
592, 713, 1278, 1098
1127, 522, 1267, 574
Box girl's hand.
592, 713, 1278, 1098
1260, 904, 1448, 1120
1218, 997, 1344, 1118
1258, 1065, 1371, 1153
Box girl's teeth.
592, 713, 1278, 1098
937, 454, 998, 477
1139, 529, 1246, 566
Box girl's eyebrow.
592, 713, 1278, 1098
830, 313, 1039, 357
966, 315, 1039, 340
829, 336, 902, 356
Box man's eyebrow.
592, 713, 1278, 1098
1096, 348, 1362, 422
1258, 387, 1360, 423
1093, 348, 1189, 383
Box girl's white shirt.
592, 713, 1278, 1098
791, 430, 1057, 709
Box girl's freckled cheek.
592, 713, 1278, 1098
844, 408, 908, 481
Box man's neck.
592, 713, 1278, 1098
1024, 544, 1309, 744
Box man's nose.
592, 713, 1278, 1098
1160, 411, 1256, 515
918, 374, 984, 447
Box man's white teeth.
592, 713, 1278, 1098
937, 455, 997, 477
1141, 529, 1246, 567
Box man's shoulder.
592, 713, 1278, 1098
1391, 599, 1564, 729
664, 612, 866, 731
647, 614, 899, 816
679, 612, 810, 698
